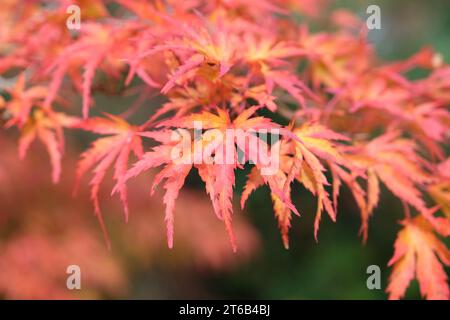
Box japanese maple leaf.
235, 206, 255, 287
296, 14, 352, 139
210, 0, 288, 16
45, 23, 134, 118
74, 114, 144, 247
240, 122, 350, 246
334, 71, 410, 115
146, 81, 223, 123
234, 84, 278, 112
0, 74, 76, 183
387, 216, 450, 300
264, 70, 320, 109
345, 131, 431, 239
329, 162, 369, 238
244, 34, 307, 69
396, 102, 450, 159
120, 106, 281, 251
427, 159, 450, 237
112, 129, 194, 250
241, 165, 297, 249
163, 107, 282, 250
342, 74, 449, 158
429, 160, 450, 219
415, 67, 450, 104
382, 46, 441, 74
17, 109, 76, 184
240, 35, 317, 109
275, 0, 329, 17
136, 18, 238, 94
299, 30, 372, 89
285, 123, 350, 240
0, 74, 48, 128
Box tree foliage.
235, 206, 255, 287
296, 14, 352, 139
1, 0, 449, 299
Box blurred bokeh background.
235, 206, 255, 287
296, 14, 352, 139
0, 0, 449, 299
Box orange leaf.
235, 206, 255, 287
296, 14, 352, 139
387, 216, 450, 300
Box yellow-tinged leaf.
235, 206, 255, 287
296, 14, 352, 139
387, 216, 450, 300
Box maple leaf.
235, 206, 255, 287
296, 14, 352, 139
399, 102, 450, 159
0, 74, 48, 128
0, 74, 76, 183
387, 216, 450, 300
329, 162, 368, 231
416, 67, 450, 104
235, 84, 278, 112
299, 30, 372, 88
241, 165, 296, 249
112, 129, 193, 250
429, 160, 450, 218
244, 34, 307, 69
238, 33, 319, 110
136, 18, 238, 94
18, 109, 76, 184
339, 73, 450, 158
74, 114, 144, 247
212, 0, 288, 16
240, 122, 351, 245
345, 131, 432, 239
265, 70, 319, 109
165, 107, 282, 251
426, 159, 450, 237
119, 107, 281, 251
285, 123, 350, 240
45, 23, 134, 118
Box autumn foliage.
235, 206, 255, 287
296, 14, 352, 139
0, 0, 449, 299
